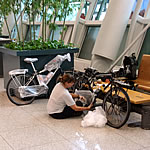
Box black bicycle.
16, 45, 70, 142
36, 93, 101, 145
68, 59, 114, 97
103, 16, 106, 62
73, 68, 131, 129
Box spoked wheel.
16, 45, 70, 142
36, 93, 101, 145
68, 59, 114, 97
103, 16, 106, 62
6, 74, 37, 106
73, 76, 92, 92
65, 74, 84, 92
74, 76, 85, 90
103, 86, 131, 128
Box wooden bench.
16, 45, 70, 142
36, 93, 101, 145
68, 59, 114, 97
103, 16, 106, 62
93, 81, 150, 104
122, 89, 150, 129
126, 89, 150, 104
93, 82, 150, 129
133, 54, 150, 92
124, 54, 150, 129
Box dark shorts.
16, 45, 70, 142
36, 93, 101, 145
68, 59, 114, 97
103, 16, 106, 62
49, 101, 83, 119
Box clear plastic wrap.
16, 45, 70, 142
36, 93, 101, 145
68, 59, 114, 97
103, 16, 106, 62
37, 53, 71, 85
9, 69, 28, 75
9, 53, 71, 99
18, 85, 48, 98
44, 53, 71, 72
37, 72, 54, 85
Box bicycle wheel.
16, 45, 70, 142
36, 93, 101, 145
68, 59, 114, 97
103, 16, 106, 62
103, 86, 131, 128
74, 76, 92, 91
6, 74, 37, 106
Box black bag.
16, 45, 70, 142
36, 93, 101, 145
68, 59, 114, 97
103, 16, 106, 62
123, 53, 138, 80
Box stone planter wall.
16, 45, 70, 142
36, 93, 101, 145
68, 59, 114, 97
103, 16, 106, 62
0, 38, 12, 77
0, 47, 78, 94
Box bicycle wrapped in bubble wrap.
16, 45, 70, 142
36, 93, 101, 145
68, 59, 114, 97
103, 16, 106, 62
6, 53, 71, 106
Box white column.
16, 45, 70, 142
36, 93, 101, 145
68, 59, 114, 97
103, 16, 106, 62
125, 0, 143, 49
71, 0, 98, 57
91, 0, 135, 72
2, 12, 15, 36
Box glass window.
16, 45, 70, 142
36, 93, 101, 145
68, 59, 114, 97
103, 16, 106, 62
80, 1, 90, 19
92, 0, 109, 21
0, 14, 3, 35
46, 2, 81, 22
65, 2, 81, 21
131, 0, 149, 18
25, 25, 40, 41
79, 26, 100, 60
11, 26, 17, 39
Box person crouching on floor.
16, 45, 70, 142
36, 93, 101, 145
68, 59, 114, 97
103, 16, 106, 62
47, 73, 93, 119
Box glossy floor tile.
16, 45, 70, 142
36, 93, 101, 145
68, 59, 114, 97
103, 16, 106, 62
0, 78, 150, 150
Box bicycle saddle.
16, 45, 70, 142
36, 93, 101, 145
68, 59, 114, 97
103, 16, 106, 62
24, 58, 38, 63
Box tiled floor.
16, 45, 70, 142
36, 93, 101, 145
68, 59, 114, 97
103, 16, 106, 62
0, 78, 150, 150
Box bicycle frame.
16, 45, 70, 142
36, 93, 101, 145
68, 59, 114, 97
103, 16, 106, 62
73, 67, 131, 128
18, 64, 61, 98
8, 53, 71, 99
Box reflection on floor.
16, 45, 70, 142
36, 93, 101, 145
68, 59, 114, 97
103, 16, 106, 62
0, 78, 150, 150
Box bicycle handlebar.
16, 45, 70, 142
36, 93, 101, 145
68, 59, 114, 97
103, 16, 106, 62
78, 67, 114, 82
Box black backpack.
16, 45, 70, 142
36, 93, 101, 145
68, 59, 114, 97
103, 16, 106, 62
123, 53, 138, 80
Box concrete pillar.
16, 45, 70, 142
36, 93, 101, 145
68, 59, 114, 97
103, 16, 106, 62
91, 0, 135, 72
2, 12, 15, 36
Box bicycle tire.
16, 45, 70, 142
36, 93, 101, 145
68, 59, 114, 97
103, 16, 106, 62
103, 86, 131, 128
74, 76, 92, 91
6, 74, 37, 106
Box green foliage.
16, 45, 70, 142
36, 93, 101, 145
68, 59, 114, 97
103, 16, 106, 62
47, 0, 81, 41
4, 38, 75, 50
0, 0, 12, 37
1, 0, 81, 48
0, 0, 11, 16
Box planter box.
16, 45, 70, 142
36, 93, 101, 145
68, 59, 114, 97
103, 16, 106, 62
0, 47, 79, 94
0, 52, 3, 78
0, 38, 12, 77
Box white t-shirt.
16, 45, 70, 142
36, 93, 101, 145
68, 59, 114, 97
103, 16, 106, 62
47, 82, 75, 114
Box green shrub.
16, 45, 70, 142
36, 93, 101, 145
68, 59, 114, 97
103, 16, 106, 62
4, 38, 75, 50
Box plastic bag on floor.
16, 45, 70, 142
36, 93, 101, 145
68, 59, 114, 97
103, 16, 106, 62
81, 107, 107, 128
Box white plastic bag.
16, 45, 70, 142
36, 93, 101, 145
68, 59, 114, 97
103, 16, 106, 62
81, 107, 107, 128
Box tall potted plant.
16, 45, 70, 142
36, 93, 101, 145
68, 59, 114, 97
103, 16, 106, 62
0, 0, 81, 89
0, 0, 12, 38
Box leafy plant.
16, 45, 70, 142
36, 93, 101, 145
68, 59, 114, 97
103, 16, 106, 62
5, 38, 75, 50
1, 0, 81, 50
0, 0, 12, 38
47, 0, 81, 42
23, 0, 41, 41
